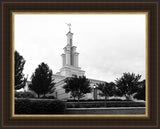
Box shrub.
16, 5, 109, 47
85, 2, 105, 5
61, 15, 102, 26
66, 101, 145, 108
134, 93, 145, 101
15, 91, 36, 98
66, 99, 124, 102
15, 99, 32, 114
41, 96, 55, 99
15, 98, 65, 114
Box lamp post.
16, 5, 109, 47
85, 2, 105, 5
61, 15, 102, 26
93, 85, 97, 100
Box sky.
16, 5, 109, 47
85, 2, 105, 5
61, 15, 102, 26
14, 13, 146, 82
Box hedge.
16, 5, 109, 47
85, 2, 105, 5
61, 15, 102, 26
67, 101, 145, 108
15, 98, 65, 114
15, 91, 36, 98
67, 99, 126, 102
41, 96, 55, 99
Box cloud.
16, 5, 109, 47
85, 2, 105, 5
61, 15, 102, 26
15, 14, 146, 81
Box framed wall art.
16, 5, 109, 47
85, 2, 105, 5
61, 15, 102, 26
0, 0, 159, 128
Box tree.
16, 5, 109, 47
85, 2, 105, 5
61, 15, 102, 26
97, 82, 115, 107
63, 75, 91, 103
134, 80, 145, 100
15, 51, 27, 90
29, 62, 55, 98
115, 72, 141, 100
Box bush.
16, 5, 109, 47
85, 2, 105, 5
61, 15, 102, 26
66, 101, 145, 108
66, 99, 124, 102
134, 93, 145, 101
15, 91, 36, 98
41, 96, 55, 99
108, 98, 124, 101
15, 99, 32, 114
15, 98, 65, 114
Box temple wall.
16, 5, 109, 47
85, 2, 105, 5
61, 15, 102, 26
53, 77, 106, 100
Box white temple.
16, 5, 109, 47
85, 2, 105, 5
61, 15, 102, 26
52, 24, 106, 100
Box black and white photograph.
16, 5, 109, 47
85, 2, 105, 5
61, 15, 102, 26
14, 13, 147, 115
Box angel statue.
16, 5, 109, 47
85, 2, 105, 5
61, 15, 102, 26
66, 23, 71, 31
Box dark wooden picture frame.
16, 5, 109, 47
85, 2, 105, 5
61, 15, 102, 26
0, 0, 159, 128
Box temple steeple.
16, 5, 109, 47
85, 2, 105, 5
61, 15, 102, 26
66, 23, 73, 46
58, 24, 85, 77
61, 23, 79, 67
66, 31, 73, 46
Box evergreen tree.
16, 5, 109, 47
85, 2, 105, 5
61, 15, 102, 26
15, 51, 26, 90
29, 62, 55, 98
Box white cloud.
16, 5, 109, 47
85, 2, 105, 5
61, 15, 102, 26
14, 14, 146, 82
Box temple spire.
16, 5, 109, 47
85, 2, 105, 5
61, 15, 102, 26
66, 23, 71, 32
66, 23, 73, 46
59, 24, 85, 77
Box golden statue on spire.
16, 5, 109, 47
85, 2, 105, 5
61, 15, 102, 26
66, 23, 71, 32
